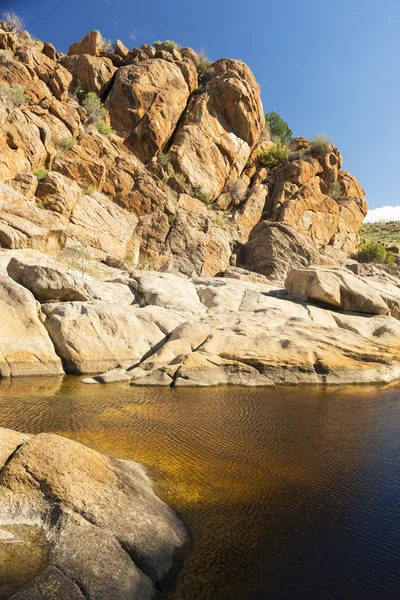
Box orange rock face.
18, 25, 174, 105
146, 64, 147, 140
0, 26, 368, 277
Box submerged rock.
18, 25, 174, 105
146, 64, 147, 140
0, 427, 188, 600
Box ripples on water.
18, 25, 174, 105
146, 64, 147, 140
0, 377, 399, 599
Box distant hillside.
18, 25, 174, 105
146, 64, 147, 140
360, 221, 400, 247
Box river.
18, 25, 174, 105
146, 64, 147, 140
0, 377, 399, 600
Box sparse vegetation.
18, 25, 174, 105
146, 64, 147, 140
154, 40, 179, 50
71, 242, 90, 276
96, 120, 115, 135
59, 137, 77, 153
190, 184, 209, 202
329, 181, 342, 199
355, 241, 396, 266
33, 168, 49, 180
257, 143, 288, 168
173, 171, 187, 184
360, 221, 400, 247
0, 49, 14, 65
265, 111, 293, 145
82, 92, 114, 135
197, 49, 213, 70
310, 133, 332, 157
1, 10, 25, 32
101, 37, 114, 52
86, 185, 96, 196
158, 152, 171, 167
0, 83, 31, 107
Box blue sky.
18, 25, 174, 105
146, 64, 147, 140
3, 0, 400, 219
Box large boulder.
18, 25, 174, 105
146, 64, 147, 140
285, 267, 395, 316
0, 184, 67, 254
106, 58, 197, 163
242, 221, 325, 283
35, 172, 139, 259
67, 30, 104, 57
41, 301, 171, 373
0, 428, 187, 600
7, 254, 136, 304
0, 273, 63, 377
168, 59, 265, 200
61, 54, 116, 95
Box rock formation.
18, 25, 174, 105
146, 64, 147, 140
1, 23, 399, 387
0, 427, 187, 599
0, 25, 368, 280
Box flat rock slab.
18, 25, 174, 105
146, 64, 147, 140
9, 567, 86, 600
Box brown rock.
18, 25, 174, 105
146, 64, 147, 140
114, 39, 129, 58
61, 54, 116, 95
68, 30, 103, 57
106, 59, 197, 163
169, 59, 265, 201
0, 273, 64, 377
242, 221, 325, 283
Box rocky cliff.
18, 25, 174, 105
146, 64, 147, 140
2, 24, 398, 389
0, 26, 368, 281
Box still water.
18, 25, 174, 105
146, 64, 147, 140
0, 377, 399, 600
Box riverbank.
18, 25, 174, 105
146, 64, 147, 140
1, 249, 400, 386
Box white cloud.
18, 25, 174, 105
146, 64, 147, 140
129, 28, 153, 42
364, 205, 400, 223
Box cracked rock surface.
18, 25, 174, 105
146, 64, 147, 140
0, 428, 188, 600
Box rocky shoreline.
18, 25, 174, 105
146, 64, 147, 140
0, 248, 399, 387
0, 427, 188, 600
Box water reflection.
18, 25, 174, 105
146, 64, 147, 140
0, 379, 399, 599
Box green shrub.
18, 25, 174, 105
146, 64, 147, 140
257, 144, 288, 167
265, 111, 293, 145
310, 133, 332, 157
86, 185, 96, 196
0, 49, 14, 65
158, 152, 171, 166
33, 168, 49, 180
384, 251, 396, 266
82, 92, 106, 123
191, 184, 209, 202
1, 10, 24, 32
96, 120, 115, 135
174, 171, 187, 184
82, 92, 114, 135
154, 40, 179, 50
328, 181, 341, 199
0, 83, 30, 106
60, 137, 76, 152
355, 241, 390, 264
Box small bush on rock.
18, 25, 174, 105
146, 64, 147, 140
355, 241, 395, 265
1, 10, 24, 32
158, 152, 171, 166
33, 168, 49, 180
86, 185, 96, 196
329, 181, 342, 199
0, 83, 30, 106
191, 184, 209, 202
257, 144, 288, 168
0, 49, 14, 65
82, 92, 114, 135
59, 137, 76, 152
154, 40, 179, 50
310, 133, 332, 157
